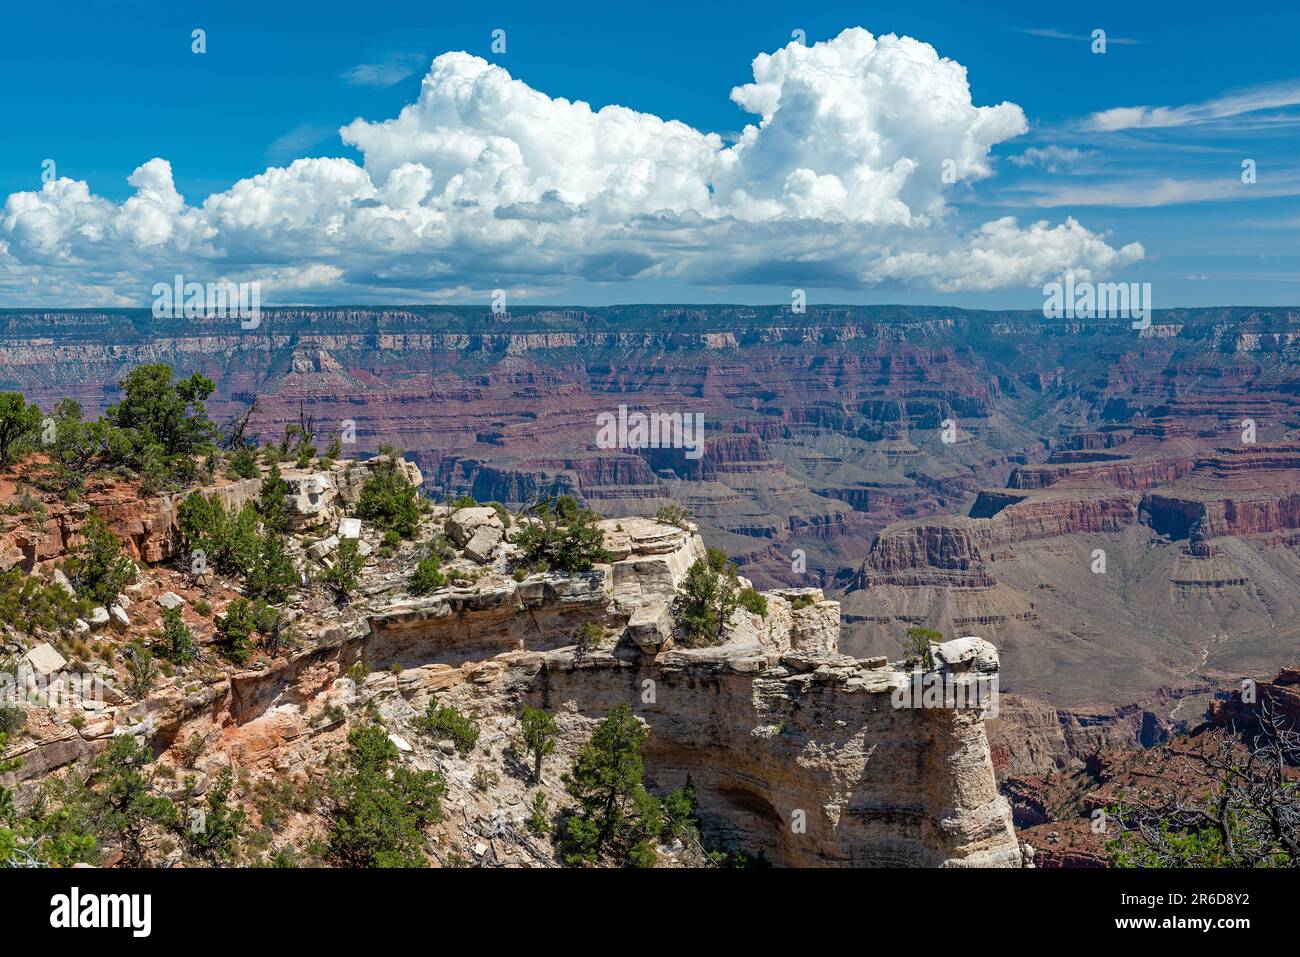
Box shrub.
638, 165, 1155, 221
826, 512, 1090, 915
64, 516, 134, 607
41, 399, 107, 494
0, 568, 83, 636
428, 533, 456, 562
738, 587, 767, 617
227, 447, 259, 479
218, 598, 277, 665
526, 792, 550, 836
89, 734, 180, 866
902, 626, 943, 669
0, 392, 43, 466
409, 556, 446, 595
415, 699, 480, 756
356, 457, 420, 538
654, 503, 692, 529
258, 463, 291, 534
177, 494, 260, 576
674, 547, 740, 645
328, 724, 445, 868
324, 539, 364, 600
519, 706, 559, 782
246, 530, 297, 604
155, 607, 197, 664
125, 642, 157, 699
557, 704, 663, 866
185, 766, 246, 862
513, 496, 612, 573
0, 704, 25, 737
573, 621, 604, 658
105, 364, 218, 460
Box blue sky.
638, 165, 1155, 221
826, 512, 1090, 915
2, 0, 1298, 308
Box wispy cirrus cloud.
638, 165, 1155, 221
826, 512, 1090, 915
1022, 173, 1300, 208
341, 52, 427, 88
266, 124, 335, 163
1014, 28, 1145, 46
1087, 79, 1300, 131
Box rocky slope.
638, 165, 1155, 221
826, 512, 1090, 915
1004, 664, 1300, 867
0, 457, 1019, 867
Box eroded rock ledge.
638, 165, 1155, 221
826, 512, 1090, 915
3, 481, 1018, 867
207, 517, 1018, 867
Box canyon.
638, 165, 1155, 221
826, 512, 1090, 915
3, 304, 1300, 781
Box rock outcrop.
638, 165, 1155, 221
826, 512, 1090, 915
2, 497, 1019, 867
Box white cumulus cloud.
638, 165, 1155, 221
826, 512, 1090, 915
0, 27, 1142, 306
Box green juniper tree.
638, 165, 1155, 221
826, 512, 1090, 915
64, 515, 134, 606
156, 606, 197, 664
514, 495, 613, 573
519, 706, 559, 782
558, 704, 662, 866
674, 547, 741, 644
902, 626, 944, 669
0, 392, 42, 467
328, 724, 445, 868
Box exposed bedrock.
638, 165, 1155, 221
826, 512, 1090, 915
150, 519, 1019, 868
528, 648, 1019, 867
1008, 457, 1194, 491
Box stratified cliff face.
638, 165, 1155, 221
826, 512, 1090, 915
0, 461, 1019, 867
842, 429, 1300, 725
323, 522, 1017, 866
528, 650, 1016, 866
1209, 666, 1300, 732
6, 304, 1295, 594
6, 305, 1300, 723
0, 475, 262, 570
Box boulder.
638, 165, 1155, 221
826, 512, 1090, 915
447, 507, 504, 547
24, 642, 67, 677
159, 591, 186, 610
464, 524, 504, 563
625, 602, 674, 654
932, 636, 1000, 674
88, 606, 110, 631
283, 471, 338, 529
109, 605, 130, 633
51, 568, 75, 597
598, 517, 690, 557
308, 535, 339, 559
400, 460, 423, 489
337, 517, 362, 540
790, 599, 840, 654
